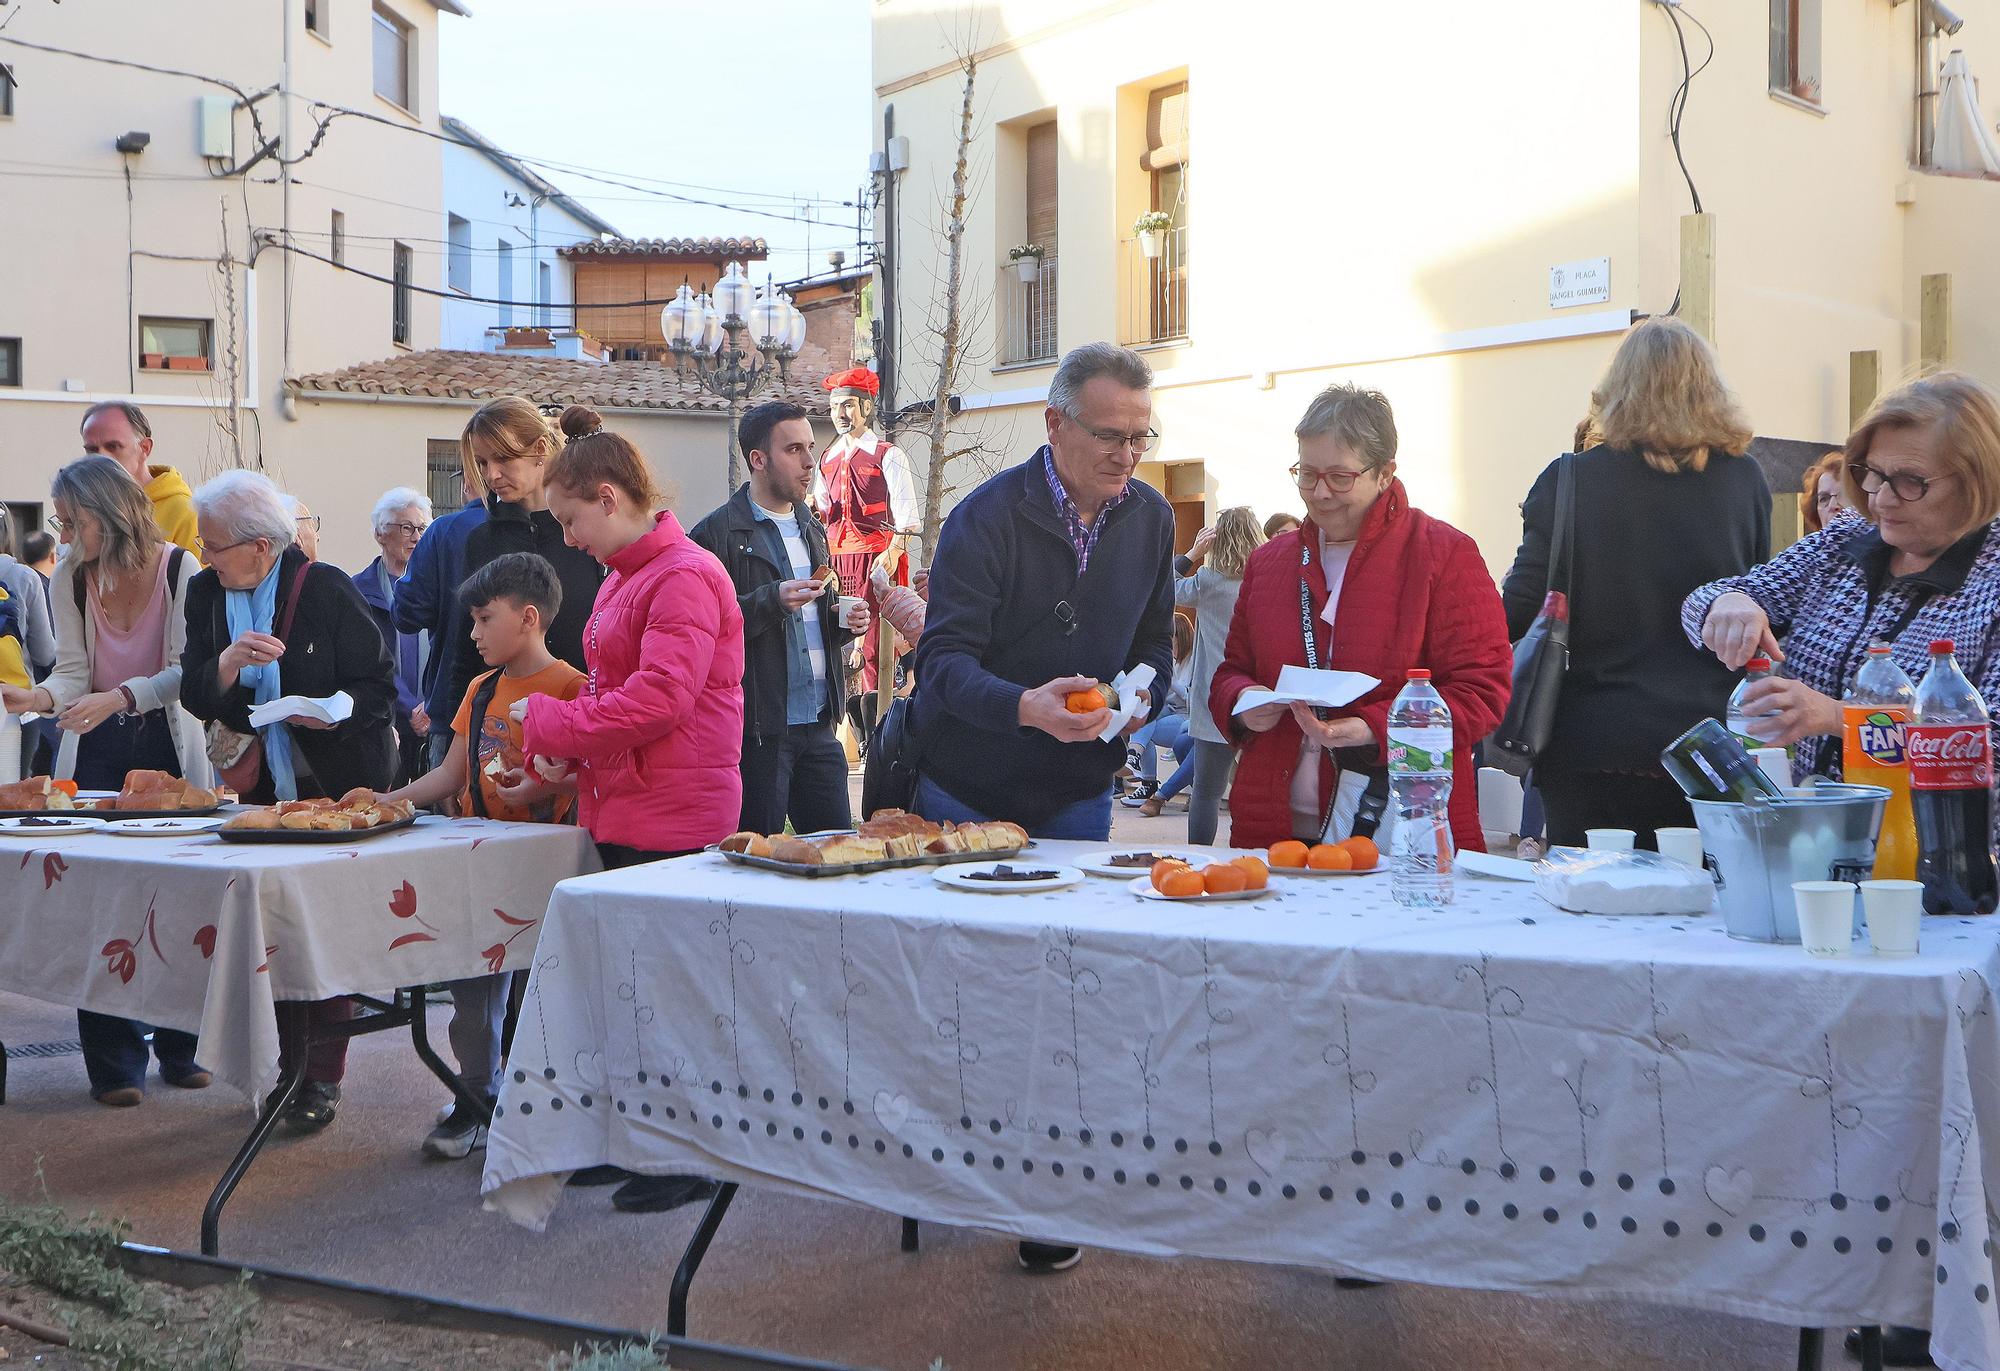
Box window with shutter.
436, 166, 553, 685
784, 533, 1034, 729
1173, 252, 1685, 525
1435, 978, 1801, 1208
1026, 122, 1058, 248
1768, 0, 1822, 106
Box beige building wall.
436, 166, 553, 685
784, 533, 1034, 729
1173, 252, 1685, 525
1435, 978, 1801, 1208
0, 0, 453, 569
876, 0, 2000, 577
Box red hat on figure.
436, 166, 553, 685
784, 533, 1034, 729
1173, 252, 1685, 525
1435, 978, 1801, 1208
822, 366, 881, 399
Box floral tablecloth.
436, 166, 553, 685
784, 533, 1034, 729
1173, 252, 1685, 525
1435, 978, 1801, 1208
482, 845, 2000, 1371
0, 815, 597, 1102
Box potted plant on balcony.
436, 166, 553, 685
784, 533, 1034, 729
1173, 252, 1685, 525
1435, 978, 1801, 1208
1134, 211, 1172, 260
1009, 243, 1045, 284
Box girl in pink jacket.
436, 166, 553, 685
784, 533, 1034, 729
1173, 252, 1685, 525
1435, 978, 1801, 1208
517, 405, 745, 866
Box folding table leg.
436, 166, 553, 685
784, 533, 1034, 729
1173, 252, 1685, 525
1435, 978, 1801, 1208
201, 1003, 310, 1257
0, 1036, 8, 1105
666, 1181, 738, 1337
1856, 1326, 1883, 1371
901, 1217, 920, 1252
405, 986, 491, 1123
1796, 1327, 1823, 1371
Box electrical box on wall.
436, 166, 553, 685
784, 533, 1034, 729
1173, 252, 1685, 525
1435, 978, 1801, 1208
197, 95, 234, 160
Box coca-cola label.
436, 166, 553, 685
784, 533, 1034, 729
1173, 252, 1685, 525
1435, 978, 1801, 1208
1907, 724, 1994, 791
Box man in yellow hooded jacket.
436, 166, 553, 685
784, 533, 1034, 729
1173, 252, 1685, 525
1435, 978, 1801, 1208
78, 402, 202, 563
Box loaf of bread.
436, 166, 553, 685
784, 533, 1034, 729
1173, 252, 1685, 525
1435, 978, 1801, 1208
0, 777, 74, 811
768, 837, 824, 866
926, 827, 970, 855
221, 808, 281, 831
816, 835, 890, 864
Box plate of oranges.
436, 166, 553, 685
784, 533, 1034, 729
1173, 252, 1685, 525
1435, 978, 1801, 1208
1265, 837, 1383, 876
1130, 854, 1276, 902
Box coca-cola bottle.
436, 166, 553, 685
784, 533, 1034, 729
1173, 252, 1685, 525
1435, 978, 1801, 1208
1909, 639, 1998, 915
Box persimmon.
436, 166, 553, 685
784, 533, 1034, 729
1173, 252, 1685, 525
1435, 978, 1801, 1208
1307, 843, 1354, 871
1231, 855, 1269, 890
1064, 682, 1120, 714
1268, 839, 1309, 869
1150, 857, 1191, 890
1337, 836, 1380, 871
1201, 862, 1249, 894
1157, 866, 1205, 898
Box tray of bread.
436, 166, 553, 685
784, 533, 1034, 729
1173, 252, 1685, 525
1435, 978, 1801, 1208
0, 771, 226, 819
716, 809, 1029, 876
217, 792, 418, 842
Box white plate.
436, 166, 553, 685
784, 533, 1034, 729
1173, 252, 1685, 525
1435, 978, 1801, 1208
102, 816, 225, 837
0, 815, 106, 836
1075, 847, 1210, 879
1127, 874, 1278, 903
1268, 862, 1386, 878
1458, 850, 1540, 882
934, 862, 1084, 893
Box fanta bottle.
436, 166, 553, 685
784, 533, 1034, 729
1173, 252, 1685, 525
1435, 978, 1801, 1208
1844, 643, 1917, 881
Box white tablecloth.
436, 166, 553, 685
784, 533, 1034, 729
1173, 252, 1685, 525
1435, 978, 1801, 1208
0, 815, 598, 1101
482, 846, 2000, 1371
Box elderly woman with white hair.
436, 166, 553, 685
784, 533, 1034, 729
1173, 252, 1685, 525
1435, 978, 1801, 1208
180, 469, 397, 1132
352, 486, 432, 784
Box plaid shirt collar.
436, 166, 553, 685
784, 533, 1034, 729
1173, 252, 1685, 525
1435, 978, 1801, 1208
1040, 446, 1126, 573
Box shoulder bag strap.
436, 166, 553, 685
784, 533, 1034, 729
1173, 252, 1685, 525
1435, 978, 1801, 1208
466, 671, 503, 819
1547, 454, 1577, 599
274, 559, 308, 642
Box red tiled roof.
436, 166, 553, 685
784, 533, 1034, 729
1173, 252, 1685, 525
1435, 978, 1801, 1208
559, 237, 770, 259
287, 348, 833, 412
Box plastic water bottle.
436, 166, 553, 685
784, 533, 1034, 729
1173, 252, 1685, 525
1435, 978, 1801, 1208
1726, 656, 1779, 747
1388, 669, 1454, 907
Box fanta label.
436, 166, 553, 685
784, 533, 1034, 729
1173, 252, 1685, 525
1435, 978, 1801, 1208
1907, 724, 1994, 791
1846, 708, 1908, 768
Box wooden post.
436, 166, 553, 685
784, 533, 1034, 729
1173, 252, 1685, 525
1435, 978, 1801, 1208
1679, 213, 1717, 343
1920, 273, 1952, 372
1848, 350, 1880, 429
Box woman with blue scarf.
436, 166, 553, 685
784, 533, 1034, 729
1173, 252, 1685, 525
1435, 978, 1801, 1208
180, 470, 397, 1133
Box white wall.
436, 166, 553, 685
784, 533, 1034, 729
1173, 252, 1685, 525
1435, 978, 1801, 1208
439, 142, 602, 350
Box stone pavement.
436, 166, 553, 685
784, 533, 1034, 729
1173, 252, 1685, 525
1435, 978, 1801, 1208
0, 780, 1814, 1370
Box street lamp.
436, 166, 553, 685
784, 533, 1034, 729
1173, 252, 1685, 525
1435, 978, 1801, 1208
664, 262, 805, 489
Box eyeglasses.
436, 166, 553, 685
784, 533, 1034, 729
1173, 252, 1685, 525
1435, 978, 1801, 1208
194, 534, 257, 556
1848, 462, 1952, 503
47, 516, 67, 534
383, 521, 429, 538
295, 514, 323, 531
1814, 490, 1844, 509
1289, 463, 1376, 494
1071, 419, 1158, 456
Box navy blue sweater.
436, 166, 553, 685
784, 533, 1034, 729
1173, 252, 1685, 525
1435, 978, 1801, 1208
911, 453, 1176, 826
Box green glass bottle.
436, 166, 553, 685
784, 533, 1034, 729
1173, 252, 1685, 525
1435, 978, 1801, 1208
1660, 718, 1788, 803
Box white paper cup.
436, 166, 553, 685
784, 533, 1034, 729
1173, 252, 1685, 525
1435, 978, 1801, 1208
1860, 879, 1923, 958
1793, 881, 1857, 958
1585, 828, 1635, 852
1654, 827, 1704, 868
837, 595, 866, 628
1478, 767, 1524, 837
1753, 747, 1792, 793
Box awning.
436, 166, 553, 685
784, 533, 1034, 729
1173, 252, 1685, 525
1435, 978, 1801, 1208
1933, 49, 2000, 177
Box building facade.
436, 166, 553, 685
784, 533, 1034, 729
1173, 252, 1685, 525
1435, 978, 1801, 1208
872, 0, 2000, 573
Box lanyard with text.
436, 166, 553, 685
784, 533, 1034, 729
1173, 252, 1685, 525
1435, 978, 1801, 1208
1298, 538, 1388, 842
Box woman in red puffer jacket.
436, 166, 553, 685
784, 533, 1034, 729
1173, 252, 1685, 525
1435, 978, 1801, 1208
1210, 384, 1511, 855
517, 405, 745, 866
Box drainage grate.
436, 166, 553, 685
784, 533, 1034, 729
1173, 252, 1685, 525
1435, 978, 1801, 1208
4, 1039, 82, 1060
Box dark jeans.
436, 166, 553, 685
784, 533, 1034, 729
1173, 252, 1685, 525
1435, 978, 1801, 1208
1536, 768, 1693, 850
277, 999, 355, 1085
739, 720, 852, 836
77, 1012, 202, 1094
913, 776, 1114, 842
394, 720, 428, 788
596, 842, 701, 870
73, 708, 180, 790
74, 711, 196, 1094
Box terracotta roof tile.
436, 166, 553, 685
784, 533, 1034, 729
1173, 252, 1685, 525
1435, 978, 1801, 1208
287, 347, 835, 412
558, 236, 770, 259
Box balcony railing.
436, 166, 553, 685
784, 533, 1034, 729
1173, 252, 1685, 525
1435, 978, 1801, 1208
1121, 226, 1189, 346
997, 255, 1059, 367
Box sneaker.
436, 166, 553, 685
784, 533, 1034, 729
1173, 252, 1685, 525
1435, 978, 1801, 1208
283, 1080, 341, 1134
1118, 782, 1158, 808
611, 1175, 721, 1214
162, 1066, 211, 1089
1017, 1241, 1083, 1272
422, 1098, 493, 1160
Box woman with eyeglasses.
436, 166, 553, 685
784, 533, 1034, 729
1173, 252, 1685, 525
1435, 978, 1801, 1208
1502, 317, 1770, 848
1800, 448, 1851, 535
1687, 373, 2000, 788
1211, 383, 1513, 856
352, 487, 434, 786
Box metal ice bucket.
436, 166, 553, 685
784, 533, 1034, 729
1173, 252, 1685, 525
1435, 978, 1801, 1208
1687, 783, 1889, 943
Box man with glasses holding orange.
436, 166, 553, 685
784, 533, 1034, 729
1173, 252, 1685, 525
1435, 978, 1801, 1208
908, 339, 1176, 1274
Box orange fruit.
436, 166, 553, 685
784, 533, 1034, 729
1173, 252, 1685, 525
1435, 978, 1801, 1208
1151, 857, 1191, 890
1337, 836, 1380, 871
1268, 839, 1309, 869
1232, 855, 1269, 890
1307, 843, 1354, 871
1065, 686, 1108, 714
1158, 867, 1205, 898
1201, 862, 1249, 895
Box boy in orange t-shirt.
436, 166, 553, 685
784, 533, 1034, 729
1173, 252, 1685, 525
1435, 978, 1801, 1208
367, 551, 584, 1158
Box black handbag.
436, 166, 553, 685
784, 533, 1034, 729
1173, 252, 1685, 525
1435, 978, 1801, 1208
861, 693, 921, 817
1487, 455, 1575, 778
